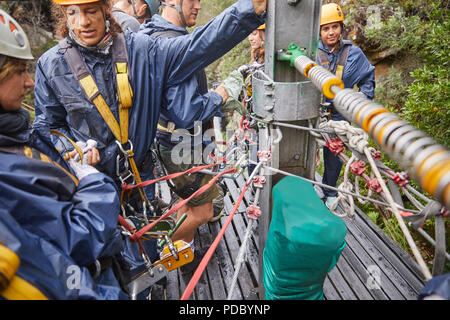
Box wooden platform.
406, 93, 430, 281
150, 173, 426, 300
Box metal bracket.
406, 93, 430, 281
287, 0, 301, 6
252, 175, 267, 188
246, 205, 262, 220
154, 240, 194, 272
127, 265, 168, 300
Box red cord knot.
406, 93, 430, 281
368, 178, 383, 193
246, 205, 262, 220
393, 171, 409, 186
325, 138, 344, 156
371, 150, 382, 160
350, 161, 366, 176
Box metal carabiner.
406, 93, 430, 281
115, 139, 134, 155
164, 235, 179, 261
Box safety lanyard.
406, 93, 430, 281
318, 41, 351, 80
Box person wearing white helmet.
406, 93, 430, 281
0, 9, 130, 299
0, 8, 34, 114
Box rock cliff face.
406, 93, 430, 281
0, 0, 55, 49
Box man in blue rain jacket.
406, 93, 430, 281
138, 1, 233, 273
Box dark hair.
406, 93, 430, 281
52, 0, 122, 39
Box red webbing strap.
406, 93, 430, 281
118, 215, 146, 253
180, 183, 249, 300
128, 167, 236, 242
121, 162, 218, 190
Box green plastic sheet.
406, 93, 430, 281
263, 176, 347, 300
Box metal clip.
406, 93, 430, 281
154, 240, 194, 272
252, 175, 266, 188
246, 205, 262, 220
115, 140, 136, 185
127, 265, 168, 300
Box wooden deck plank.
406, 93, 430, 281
235, 174, 254, 206
343, 214, 422, 299
327, 261, 358, 300
323, 276, 342, 300
197, 223, 227, 300
349, 206, 425, 292
213, 215, 244, 300
341, 224, 408, 300
165, 267, 180, 300
335, 249, 376, 300
229, 214, 259, 283
338, 243, 389, 300
224, 178, 247, 213
191, 230, 213, 300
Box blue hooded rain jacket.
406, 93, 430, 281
0, 127, 127, 299
32, 0, 264, 290
139, 14, 224, 148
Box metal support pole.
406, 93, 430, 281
254, 0, 322, 299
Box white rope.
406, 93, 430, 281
320, 120, 432, 280
227, 218, 255, 300
364, 147, 432, 280
228, 117, 434, 282
330, 155, 356, 218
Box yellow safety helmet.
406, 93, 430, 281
52, 0, 100, 5
320, 3, 344, 26
257, 23, 266, 30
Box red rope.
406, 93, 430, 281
121, 162, 218, 190
118, 215, 147, 253
180, 183, 249, 300
128, 167, 236, 242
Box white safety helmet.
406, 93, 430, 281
0, 9, 33, 67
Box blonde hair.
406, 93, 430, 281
0, 56, 26, 84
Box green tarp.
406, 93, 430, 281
263, 176, 347, 300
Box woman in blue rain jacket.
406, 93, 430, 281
316, 3, 375, 208
33, 0, 265, 183
32, 0, 265, 278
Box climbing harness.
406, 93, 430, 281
59, 34, 152, 217
0, 244, 48, 300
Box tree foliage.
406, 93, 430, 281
343, 0, 449, 147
